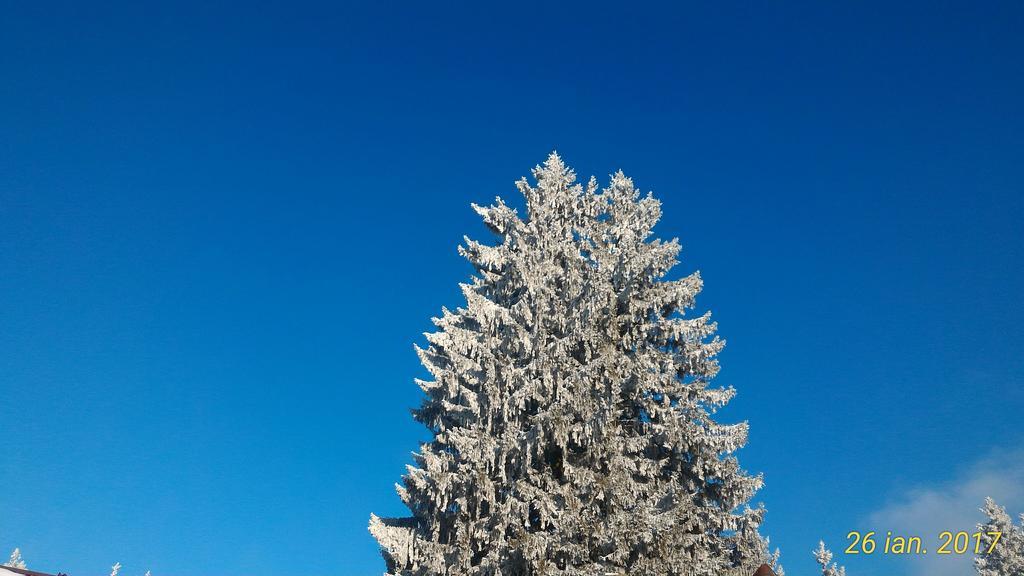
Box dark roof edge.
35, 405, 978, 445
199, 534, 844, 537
2, 565, 60, 576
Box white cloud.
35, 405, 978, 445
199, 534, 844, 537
865, 448, 1024, 576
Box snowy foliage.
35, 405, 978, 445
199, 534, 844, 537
370, 153, 770, 575
812, 541, 844, 576
766, 542, 785, 576
4, 548, 25, 569
975, 498, 1024, 576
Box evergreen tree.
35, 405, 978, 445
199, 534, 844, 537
975, 498, 1024, 576
370, 153, 770, 576
4, 548, 26, 569
812, 541, 844, 576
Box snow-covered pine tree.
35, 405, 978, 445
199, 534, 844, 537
370, 153, 770, 576
975, 498, 1024, 576
4, 548, 26, 569
812, 542, 844, 576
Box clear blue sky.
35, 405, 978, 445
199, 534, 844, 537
2, 2, 1022, 576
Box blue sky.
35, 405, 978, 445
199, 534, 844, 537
1, 2, 1022, 575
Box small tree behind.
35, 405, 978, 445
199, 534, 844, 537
813, 541, 844, 576
975, 498, 1024, 576
4, 548, 26, 569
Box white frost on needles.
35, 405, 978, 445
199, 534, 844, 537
4, 548, 25, 569
975, 498, 1024, 576
370, 153, 772, 576
813, 541, 845, 576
